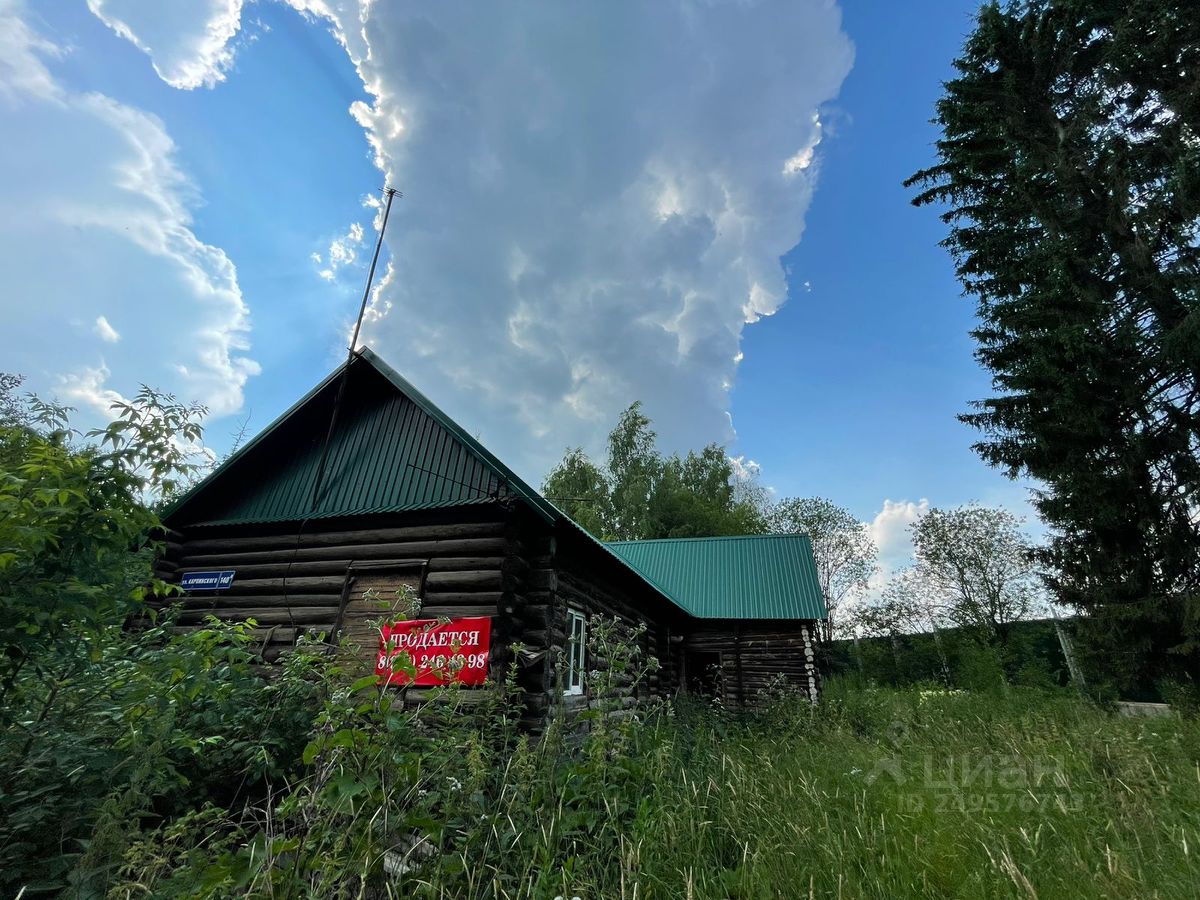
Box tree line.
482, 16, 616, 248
541, 402, 1052, 647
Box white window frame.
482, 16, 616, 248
566, 609, 587, 695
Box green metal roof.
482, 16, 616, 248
604, 535, 827, 619
164, 347, 556, 527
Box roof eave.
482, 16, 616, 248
161, 358, 351, 526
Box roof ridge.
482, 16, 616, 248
606, 533, 809, 545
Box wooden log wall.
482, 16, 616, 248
154, 512, 519, 670
155, 507, 821, 729
546, 543, 678, 721
498, 508, 558, 731
685, 621, 820, 706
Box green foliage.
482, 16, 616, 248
830, 618, 1076, 691
0, 619, 325, 895
538, 446, 612, 536
543, 401, 769, 540
94, 622, 1200, 900
0, 379, 317, 895
911, 504, 1048, 641
606, 401, 660, 540
105, 616, 667, 899
0, 382, 207, 711
151, 678, 1199, 900
907, 1, 1200, 687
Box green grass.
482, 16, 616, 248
600, 682, 1200, 899
99, 675, 1200, 899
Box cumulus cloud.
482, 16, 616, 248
848, 498, 930, 608
98, 0, 853, 480
93, 315, 120, 344
0, 1, 258, 424
86, 0, 244, 90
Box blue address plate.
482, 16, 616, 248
180, 570, 236, 591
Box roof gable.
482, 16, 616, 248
165, 348, 553, 527
604, 534, 827, 619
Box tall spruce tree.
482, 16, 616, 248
907, 1, 1200, 688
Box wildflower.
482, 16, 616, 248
918, 689, 965, 704
446, 776, 462, 792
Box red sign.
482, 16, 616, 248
375, 617, 492, 686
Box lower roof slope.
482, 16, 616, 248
605, 534, 827, 620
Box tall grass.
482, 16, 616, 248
620, 682, 1200, 899
107, 672, 1200, 899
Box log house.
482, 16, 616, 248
158, 348, 826, 728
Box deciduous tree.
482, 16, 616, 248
541, 446, 613, 538
542, 403, 768, 541
769, 497, 876, 640
0, 386, 206, 707
911, 505, 1046, 642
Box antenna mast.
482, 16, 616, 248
348, 186, 399, 364
309, 185, 400, 512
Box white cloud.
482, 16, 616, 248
0, 1, 258, 425
783, 116, 823, 176
86, 0, 244, 90
96, 0, 854, 481
93, 315, 120, 343
57, 363, 127, 418
0, 2, 62, 103
867, 498, 930, 573
316, 221, 365, 282
846, 498, 930, 609
729, 455, 762, 483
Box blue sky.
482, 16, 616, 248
734, 2, 1030, 518
0, 0, 1033, 572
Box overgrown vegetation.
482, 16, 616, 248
2, 381, 1199, 897
18, 652, 1200, 898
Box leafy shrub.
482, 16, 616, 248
0, 618, 327, 895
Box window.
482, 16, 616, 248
566, 609, 587, 695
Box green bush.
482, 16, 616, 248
0, 617, 328, 895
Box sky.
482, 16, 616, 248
0, 0, 1036, 579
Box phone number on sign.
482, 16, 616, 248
377, 651, 489, 671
